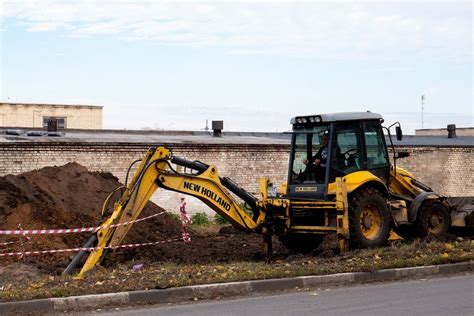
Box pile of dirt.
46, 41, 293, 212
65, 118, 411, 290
0, 163, 294, 276
0, 163, 182, 273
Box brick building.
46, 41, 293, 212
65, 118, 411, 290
0, 102, 103, 129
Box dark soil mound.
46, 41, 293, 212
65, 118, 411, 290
0, 163, 182, 273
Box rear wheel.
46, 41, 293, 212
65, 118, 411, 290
349, 188, 391, 248
280, 233, 324, 254
416, 200, 450, 238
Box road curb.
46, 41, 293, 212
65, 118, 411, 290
1, 261, 472, 314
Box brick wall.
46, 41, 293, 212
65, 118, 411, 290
0, 143, 289, 216
388, 146, 474, 197
0, 142, 471, 216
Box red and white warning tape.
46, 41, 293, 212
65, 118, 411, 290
0, 211, 167, 236
0, 241, 16, 247
0, 233, 191, 258
182, 232, 191, 242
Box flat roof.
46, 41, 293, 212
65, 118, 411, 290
0, 102, 103, 109
0, 129, 472, 147
0, 129, 290, 145
389, 135, 474, 147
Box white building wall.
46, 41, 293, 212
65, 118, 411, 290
0, 103, 103, 129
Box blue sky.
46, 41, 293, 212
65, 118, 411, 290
0, 1, 472, 133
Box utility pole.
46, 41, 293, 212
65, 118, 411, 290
421, 95, 425, 129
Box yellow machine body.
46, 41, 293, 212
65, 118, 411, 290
69, 112, 470, 278
76, 146, 351, 278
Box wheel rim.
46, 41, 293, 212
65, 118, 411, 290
424, 209, 445, 235
359, 205, 382, 240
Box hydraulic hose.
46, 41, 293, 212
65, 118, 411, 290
411, 179, 433, 192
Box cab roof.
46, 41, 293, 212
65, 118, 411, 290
290, 112, 383, 124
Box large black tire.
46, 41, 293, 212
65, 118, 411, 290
415, 200, 451, 238
349, 188, 391, 248
279, 233, 324, 254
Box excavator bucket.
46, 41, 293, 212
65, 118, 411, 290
448, 197, 474, 229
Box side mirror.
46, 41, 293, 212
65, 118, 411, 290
395, 126, 403, 141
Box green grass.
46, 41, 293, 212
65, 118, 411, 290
0, 239, 472, 302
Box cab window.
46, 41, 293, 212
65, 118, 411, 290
330, 123, 363, 180
364, 123, 389, 169
291, 133, 307, 178
290, 125, 329, 184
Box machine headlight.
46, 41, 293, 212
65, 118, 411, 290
296, 116, 320, 124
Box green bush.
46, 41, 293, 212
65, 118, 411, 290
214, 213, 229, 225
191, 212, 210, 225
170, 213, 180, 222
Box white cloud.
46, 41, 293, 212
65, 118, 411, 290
1, 0, 471, 60
361, 67, 413, 73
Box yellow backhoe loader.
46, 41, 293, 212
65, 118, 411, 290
64, 112, 472, 278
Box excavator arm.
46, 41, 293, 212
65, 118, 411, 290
65, 147, 266, 278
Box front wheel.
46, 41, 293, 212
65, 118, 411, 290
349, 188, 391, 248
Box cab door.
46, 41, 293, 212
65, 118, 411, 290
328, 122, 364, 182
363, 121, 390, 186
287, 129, 329, 200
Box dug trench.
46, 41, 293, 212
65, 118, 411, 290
0, 163, 300, 281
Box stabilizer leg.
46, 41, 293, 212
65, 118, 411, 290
263, 233, 273, 263
63, 234, 98, 276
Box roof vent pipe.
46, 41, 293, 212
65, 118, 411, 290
447, 124, 457, 138
212, 120, 223, 137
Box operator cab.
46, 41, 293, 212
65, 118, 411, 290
287, 112, 390, 200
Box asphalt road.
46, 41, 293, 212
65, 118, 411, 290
97, 274, 474, 316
